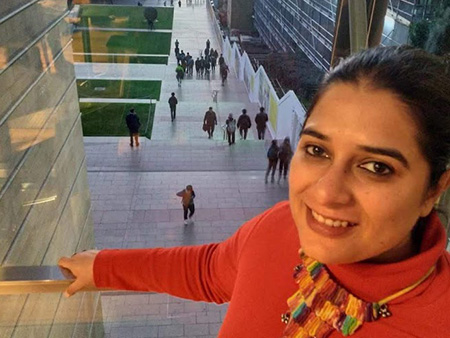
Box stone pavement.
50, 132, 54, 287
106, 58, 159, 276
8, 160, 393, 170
83, 1, 289, 337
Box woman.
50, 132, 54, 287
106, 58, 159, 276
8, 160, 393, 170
225, 113, 236, 145
278, 137, 293, 182
176, 185, 195, 225
266, 139, 279, 183
59, 46, 450, 337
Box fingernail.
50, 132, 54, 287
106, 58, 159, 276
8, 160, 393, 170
64, 291, 70, 298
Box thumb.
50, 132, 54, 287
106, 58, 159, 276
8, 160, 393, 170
64, 278, 84, 298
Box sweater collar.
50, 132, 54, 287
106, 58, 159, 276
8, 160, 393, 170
326, 211, 447, 302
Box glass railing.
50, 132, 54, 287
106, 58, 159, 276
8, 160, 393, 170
0, 266, 228, 338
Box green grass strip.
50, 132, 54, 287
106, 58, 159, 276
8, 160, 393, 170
78, 5, 174, 30
73, 30, 171, 55
73, 54, 168, 64
77, 79, 162, 100
80, 102, 155, 138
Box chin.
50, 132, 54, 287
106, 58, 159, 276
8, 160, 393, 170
301, 244, 363, 265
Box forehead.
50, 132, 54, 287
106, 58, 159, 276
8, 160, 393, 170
305, 83, 420, 153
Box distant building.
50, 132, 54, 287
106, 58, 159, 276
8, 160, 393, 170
253, 0, 437, 71
253, 0, 338, 71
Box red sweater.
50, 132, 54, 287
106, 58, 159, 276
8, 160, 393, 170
94, 202, 450, 337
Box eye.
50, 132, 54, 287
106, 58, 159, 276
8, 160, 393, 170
359, 161, 393, 175
305, 145, 329, 158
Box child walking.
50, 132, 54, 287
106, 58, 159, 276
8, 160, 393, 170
176, 185, 195, 225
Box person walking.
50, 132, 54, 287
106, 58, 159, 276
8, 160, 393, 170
168, 92, 178, 122
237, 108, 251, 140
255, 107, 268, 140
176, 185, 196, 225
225, 113, 236, 145
218, 53, 224, 67
199, 56, 205, 77
210, 54, 216, 72
175, 64, 184, 86
125, 108, 141, 147
206, 39, 210, 50
265, 140, 279, 183
203, 107, 217, 139
195, 57, 201, 77
220, 63, 229, 86
278, 137, 293, 182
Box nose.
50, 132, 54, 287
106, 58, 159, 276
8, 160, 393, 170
313, 164, 353, 207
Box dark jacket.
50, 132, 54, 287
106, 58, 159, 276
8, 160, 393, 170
255, 112, 268, 129
203, 110, 217, 126
126, 112, 141, 133
278, 143, 293, 162
237, 114, 251, 129
267, 144, 279, 160
168, 96, 178, 106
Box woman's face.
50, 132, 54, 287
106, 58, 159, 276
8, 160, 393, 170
289, 83, 438, 264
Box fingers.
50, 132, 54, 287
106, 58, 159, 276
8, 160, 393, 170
64, 278, 84, 298
58, 250, 100, 298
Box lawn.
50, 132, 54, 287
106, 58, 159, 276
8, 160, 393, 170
78, 5, 174, 30
77, 79, 162, 100
72, 30, 172, 55
73, 54, 168, 64
80, 102, 155, 138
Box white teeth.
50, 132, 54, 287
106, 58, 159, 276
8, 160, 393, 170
312, 210, 351, 228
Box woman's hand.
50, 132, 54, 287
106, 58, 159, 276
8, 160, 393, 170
58, 250, 100, 297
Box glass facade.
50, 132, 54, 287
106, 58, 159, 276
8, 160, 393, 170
254, 0, 338, 71
0, 0, 99, 336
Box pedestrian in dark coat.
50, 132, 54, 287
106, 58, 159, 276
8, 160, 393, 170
203, 107, 217, 139
220, 63, 229, 86
168, 92, 178, 122
237, 108, 251, 140
218, 54, 225, 66
206, 39, 210, 50
125, 108, 141, 147
195, 58, 201, 76
255, 107, 268, 140
265, 140, 279, 183
278, 137, 293, 182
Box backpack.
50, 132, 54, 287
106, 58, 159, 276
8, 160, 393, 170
267, 146, 278, 160
227, 119, 236, 133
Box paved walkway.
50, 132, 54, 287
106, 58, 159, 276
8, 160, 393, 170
83, 1, 289, 337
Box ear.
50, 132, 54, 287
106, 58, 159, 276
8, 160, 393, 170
420, 170, 450, 217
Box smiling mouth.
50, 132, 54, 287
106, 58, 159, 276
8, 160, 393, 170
311, 210, 356, 228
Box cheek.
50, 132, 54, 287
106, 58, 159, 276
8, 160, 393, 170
360, 187, 423, 238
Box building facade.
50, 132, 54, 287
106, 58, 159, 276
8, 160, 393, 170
253, 0, 338, 71
253, 0, 436, 71
0, 1, 101, 336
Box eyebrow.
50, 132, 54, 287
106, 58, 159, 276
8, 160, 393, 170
301, 127, 410, 168
301, 128, 329, 141
358, 145, 409, 168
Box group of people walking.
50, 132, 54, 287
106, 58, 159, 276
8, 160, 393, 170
265, 137, 293, 183
204, 106, 268, 144
174, 39, 224, 84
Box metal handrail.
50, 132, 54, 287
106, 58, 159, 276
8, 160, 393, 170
0, 266, 84, 295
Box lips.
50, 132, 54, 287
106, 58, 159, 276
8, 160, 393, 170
311, 210, 355, 228
306, 207, 357, 238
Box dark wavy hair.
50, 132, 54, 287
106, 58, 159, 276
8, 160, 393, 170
305, 46, 450, 189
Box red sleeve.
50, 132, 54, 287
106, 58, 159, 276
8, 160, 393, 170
93, 209, 271, 303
